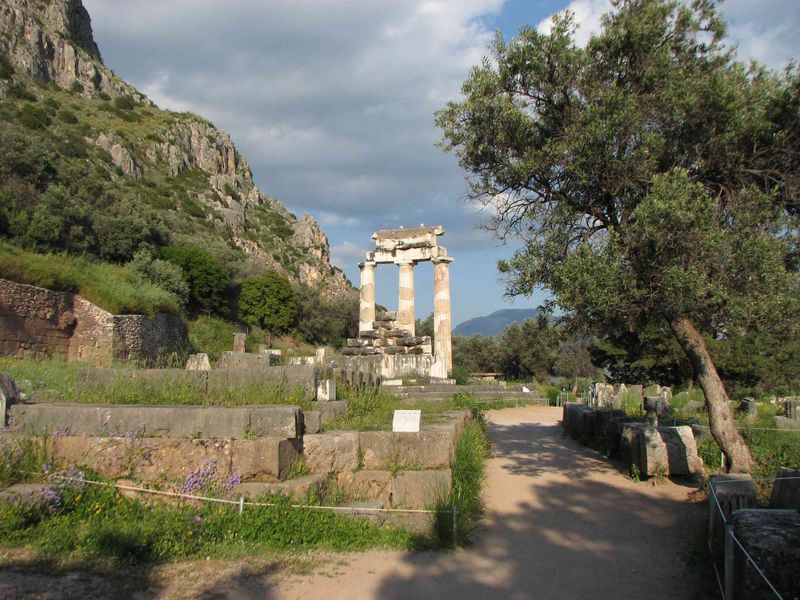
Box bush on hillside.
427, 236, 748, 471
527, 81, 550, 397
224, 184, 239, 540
159, 245, 229, 315
238, 271, 297, 335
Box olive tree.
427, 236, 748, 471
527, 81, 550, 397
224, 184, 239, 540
436, 0, 799, 471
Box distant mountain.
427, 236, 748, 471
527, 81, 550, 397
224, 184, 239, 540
454, 308, 538, 337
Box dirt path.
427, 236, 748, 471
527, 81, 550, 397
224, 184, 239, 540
1, 405, 710, 599
264, 405, 707, 600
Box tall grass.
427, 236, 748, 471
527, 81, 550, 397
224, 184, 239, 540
433, 417, 490, 547
0, 356, 310, 408
0, 241, 178, 316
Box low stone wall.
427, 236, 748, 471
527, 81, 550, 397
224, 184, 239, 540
112, 314, 188, 364
301, 411, 471, 509
75, 364, 321, 402
4, 434, 301, 483
562, 403, 700, 477
10, 403, 303, 439
0, 278, 188, 365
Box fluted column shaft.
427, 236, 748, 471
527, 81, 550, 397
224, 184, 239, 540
433, 257, 453, 375
359, 260, 376, 335
397, 260, 415, 336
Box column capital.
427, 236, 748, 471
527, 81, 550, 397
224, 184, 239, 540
358, 260, 376, 269
395, 259, 415, 267
432, 256, 454, 265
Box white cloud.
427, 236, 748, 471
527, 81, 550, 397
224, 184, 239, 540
331, 241, 368, 269
536, 0, 611, 47
319, 212, 359, 228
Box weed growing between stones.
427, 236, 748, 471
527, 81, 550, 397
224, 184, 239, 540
432, 416, 491, 547
628, 463, 641, 482
0, 433, 48, 486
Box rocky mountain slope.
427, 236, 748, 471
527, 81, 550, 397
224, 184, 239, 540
454, 308, 539, 337
0, 0, 351, 296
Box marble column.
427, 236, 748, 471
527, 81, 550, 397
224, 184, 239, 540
397, 260, 415, 336
358, 260, 376, 335
433, 257, 454, 375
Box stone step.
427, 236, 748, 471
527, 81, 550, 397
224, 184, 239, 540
389, 385, 528, 394
10, 403, 303, 439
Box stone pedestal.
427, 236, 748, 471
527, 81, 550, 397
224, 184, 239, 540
359, 260, 376, 335
433, 257, 453, 376
397, 260, 415, 336
232, 333, 246, 353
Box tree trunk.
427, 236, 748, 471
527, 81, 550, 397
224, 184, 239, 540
668, 316, 754, 473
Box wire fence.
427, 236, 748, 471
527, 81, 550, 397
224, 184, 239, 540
707, 475, 800, 599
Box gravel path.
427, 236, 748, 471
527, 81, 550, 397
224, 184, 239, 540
1, 405, 711, 599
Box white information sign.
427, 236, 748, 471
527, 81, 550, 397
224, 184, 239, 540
392, 409, 421, 433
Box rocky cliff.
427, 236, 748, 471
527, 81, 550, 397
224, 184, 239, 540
0, 0, 352, 296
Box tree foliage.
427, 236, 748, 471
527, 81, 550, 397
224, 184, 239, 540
294, 285, 358, 346
437, 0, 799, 470
238, 271, 297, 335
159, 246, 229, 314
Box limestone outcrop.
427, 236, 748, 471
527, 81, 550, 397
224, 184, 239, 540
0, 0, 352, 297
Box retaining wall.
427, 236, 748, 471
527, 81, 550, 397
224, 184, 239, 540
0, 278, 188, 365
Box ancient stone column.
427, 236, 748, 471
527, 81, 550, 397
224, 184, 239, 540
433, 257, 453, 375
397, 260, 415, 336
359, 260, 376, 335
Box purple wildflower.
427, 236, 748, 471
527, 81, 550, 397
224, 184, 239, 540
54, 426, 71, 438
194, 515, 202, 523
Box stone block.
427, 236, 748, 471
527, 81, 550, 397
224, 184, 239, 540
730, 509, 800, 600
638, 426, 699, 476
1, 373, 21, 427
10, 403, 302, 439
390, 469, 452, 509
338, 469, 393, 505
302, 431, 359, 474
185, 353, 211, 371
359, 430, 454, 470
311, 400, 348, 424
233, 473, 326, 501
316, 378, 336, 402
304, 410, 321, 434
231, 437, 301, 481
709, 474, 757, 542
619, 423, 647, 468
217, 352, 273, 369
773, 415, 800, 430
770, 467, 800, 510
232, 333, 246, 353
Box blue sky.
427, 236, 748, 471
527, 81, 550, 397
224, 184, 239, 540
82, 0, 799, 327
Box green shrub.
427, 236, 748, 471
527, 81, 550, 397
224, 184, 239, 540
127, 248, 189, 309
159, 245, 229, 314
69, 80, 84, 93
57, 109, 78, 124
239, 271, 297, 335
451, 364, 471, 385
17, 104, 51, 130
0, 55, 15, 80
7, 82, 36, 101
113, 95, 136, 110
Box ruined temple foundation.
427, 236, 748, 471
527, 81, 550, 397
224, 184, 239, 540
347, 226, 453, 378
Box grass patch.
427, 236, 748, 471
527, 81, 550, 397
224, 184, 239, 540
0, 356, 311, 409
0, 481, 418, 567
432, 417, 490, 547
0, 242, 178, 316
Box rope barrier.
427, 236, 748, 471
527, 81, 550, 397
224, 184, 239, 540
40, 472, 452, 515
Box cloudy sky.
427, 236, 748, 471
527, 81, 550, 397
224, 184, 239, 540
82, 0, 799, 326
